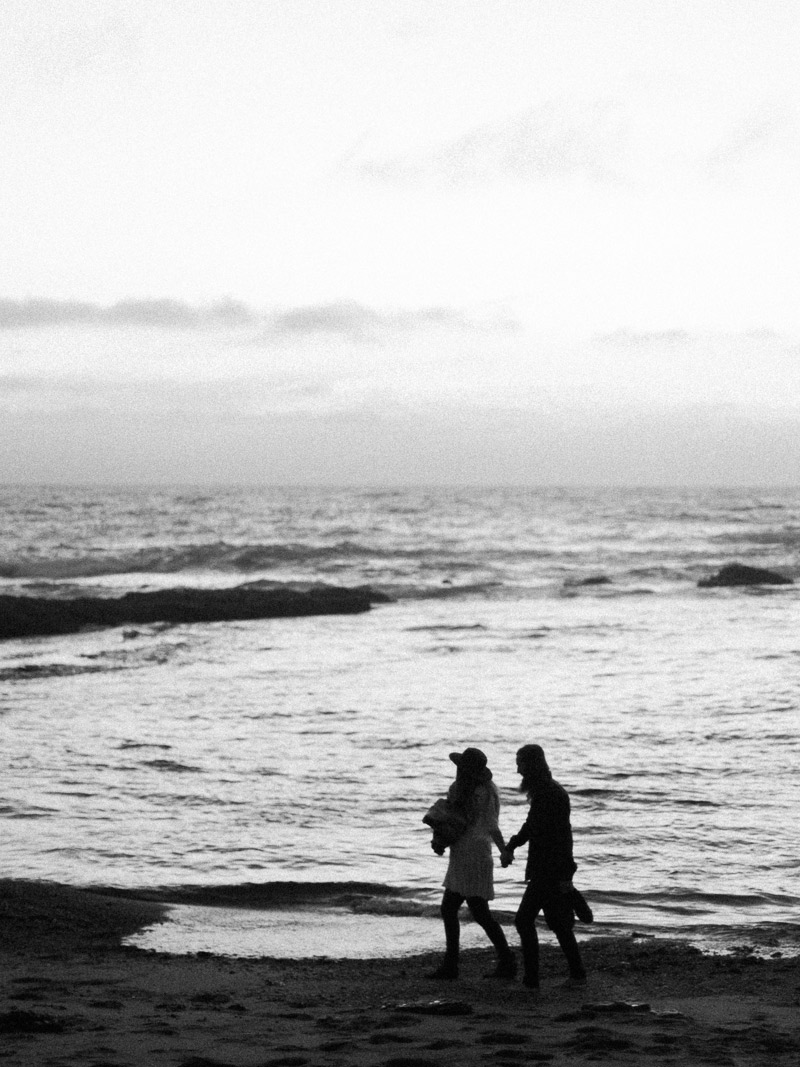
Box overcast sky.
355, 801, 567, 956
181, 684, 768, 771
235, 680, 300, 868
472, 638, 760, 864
2, 0, 800, 484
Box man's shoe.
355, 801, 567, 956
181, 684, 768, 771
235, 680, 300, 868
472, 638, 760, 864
427, 961, 458, 980
561, 975, 587, 989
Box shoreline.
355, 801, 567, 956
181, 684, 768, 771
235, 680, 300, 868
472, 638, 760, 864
2, 881, 798, 1066
4, 878, 797, 960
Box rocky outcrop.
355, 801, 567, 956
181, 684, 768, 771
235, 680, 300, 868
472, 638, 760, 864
698, 563, 794, 588
0, 584, 391, 641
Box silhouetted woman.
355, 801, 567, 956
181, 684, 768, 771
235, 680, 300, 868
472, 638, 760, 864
430, 747, 516, 980
506, 744, 587, 990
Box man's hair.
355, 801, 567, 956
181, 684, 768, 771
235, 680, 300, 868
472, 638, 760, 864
517, 743, 552, 795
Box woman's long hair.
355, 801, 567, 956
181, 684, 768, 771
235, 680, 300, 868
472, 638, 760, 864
450, 764, 494, 822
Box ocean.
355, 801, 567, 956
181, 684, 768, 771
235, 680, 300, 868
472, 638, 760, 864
1, 485, 798, 958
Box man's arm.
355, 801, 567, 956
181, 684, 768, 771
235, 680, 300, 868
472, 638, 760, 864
505, 807, 533, 854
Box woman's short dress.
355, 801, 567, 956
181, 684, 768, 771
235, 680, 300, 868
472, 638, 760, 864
443, 781, 500, 900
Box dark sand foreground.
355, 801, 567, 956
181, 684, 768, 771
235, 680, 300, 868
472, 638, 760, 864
2, 881, 798, 1067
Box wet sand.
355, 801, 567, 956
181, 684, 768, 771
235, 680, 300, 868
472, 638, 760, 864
1, 880, 798, 1066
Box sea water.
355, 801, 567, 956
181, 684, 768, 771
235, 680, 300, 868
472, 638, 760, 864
1, 486, 799, 956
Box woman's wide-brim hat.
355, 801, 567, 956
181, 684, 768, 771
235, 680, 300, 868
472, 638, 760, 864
449, 747, 492, 780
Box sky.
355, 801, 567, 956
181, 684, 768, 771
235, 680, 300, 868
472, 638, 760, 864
2, 0, 800, 485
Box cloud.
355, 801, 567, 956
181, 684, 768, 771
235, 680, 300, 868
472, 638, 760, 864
0, 372, 143, 409
0, 296, 514, 341
702, 105, 800, 191
264, 301, 383, 339
0, 299, 98, 329
595, 329, 694, 348
706, 105, 797, 168
0, 372, 139, 418
259, 301, 518, 343
355, 101, 626, 184
0, 298, 255, 329
0, 373, 51, 394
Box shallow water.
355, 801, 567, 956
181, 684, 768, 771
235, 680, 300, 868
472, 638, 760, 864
125, 905, 492, 959
125, 905, 799, 959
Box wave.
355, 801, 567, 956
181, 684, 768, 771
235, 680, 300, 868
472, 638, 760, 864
389, 581, 506, 600
589, 888, 800, 909
0, 662, 111, 681
4, 539, 798, 606
66, 882, 800, 955
0, 804, 58, 819
1, 638, 192, 681
93, 881, 800, 917
710, 529, 800, 549
0, 541, 390, 579
0, 540, 561, 580
96, 880, 416, 911
0, 542, 675, 582
140, 759, 203, 774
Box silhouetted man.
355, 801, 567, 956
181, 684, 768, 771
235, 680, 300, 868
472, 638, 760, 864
505, 744, 587, 990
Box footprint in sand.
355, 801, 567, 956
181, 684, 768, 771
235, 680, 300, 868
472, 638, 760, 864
377, 1058, 440, 1067
368, 1032, 415, 1044
478, 1029, 529, 1045
0, 1009, 69, 1034
561, 1024, 636, 1053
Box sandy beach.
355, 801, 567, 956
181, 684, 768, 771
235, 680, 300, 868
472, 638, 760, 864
1, 880, 798, 1066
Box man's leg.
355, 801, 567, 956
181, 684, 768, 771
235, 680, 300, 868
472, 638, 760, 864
552, 922, 587, 982
543, 893, 587, 984
514, 884, 542, 988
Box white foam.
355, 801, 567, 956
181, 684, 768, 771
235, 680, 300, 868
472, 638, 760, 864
125, 904, 491, 959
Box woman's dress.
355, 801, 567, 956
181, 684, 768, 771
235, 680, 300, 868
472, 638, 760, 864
443, 781, 500, 900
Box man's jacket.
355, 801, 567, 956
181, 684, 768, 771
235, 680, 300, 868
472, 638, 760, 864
508, 777, 578, 886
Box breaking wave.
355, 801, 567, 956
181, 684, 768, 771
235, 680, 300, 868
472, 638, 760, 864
0, 542, 387, 579
99, 880, 417, 911
0, 541, 569, 581
96, 880, 800, 919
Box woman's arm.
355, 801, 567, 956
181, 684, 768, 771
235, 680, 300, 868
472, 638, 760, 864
490, 825, 514, 867
490, 825, 506, 852
480, 786, 514, 865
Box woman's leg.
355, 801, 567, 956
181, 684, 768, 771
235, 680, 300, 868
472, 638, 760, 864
466, 896, 516, 976
465, 897, 513, 957
431, 890, 463, 977
514, 884, 542, 988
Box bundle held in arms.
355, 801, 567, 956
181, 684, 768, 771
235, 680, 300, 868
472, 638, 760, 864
422, 797, 469, 855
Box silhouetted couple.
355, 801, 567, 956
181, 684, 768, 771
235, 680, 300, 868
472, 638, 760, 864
426, 744, 588, 991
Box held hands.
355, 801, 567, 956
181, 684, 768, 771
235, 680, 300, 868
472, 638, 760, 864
500, 847, 514, 868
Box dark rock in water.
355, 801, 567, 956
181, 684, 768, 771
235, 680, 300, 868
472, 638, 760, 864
0, 584, 388, 641
698, 563, 794, 588
573, 575, 612, 586
353, 585, 394, 603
